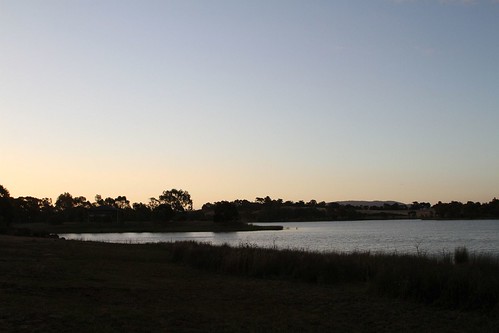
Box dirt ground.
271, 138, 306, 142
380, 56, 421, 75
1, 235, 497, 332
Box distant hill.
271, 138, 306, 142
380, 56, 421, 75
335, 200, 407, 207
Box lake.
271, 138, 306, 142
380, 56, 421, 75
60, 219, 499, 255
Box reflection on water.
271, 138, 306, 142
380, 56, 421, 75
60, 219, 499, 255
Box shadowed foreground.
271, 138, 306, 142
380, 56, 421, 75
1, 235, 498, 332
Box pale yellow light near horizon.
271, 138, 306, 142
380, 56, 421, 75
4, 144, 497, 209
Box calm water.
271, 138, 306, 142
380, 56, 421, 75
60, 219, 499, 255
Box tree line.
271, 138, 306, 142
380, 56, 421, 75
433, 200, 499, 219
0, 185, 195, 227
1, 184, 499, 227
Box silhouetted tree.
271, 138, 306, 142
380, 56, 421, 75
147, 197, 159, 209
114, 196, 130, 210
54, 192, 75, 222
152, 203, 174, 222
73, 196, 91, 222
255, 197, 265, 204
477, 198, 498, 218
14, 197, 45, 223
55, 193, 74, 211
159, 189, 193, 212
103, 197, 116, 207
463, 201, 481, 218
0, 185, 13, 228
132, 202, 152, 221
213, 201, 240, 224
0, 185, 10, 198
307, 199, 317, 207
94, 194, 105, 206
486, 198, 499, 217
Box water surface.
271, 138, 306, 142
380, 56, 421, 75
60, 219, 499, 255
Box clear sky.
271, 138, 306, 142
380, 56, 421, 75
1, 0, 498, 207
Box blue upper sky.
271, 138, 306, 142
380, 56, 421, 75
1, 0, 498, 206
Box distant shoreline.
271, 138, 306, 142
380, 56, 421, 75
10, 217, 499, 238
9, 221, 283, 236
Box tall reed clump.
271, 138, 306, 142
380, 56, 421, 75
163, 241, 499, 310
454, 246, 469, 264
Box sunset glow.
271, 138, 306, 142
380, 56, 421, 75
1, 0, 498, 207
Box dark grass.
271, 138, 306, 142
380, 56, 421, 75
2, 235, 499, 332
165, 241, 499, 311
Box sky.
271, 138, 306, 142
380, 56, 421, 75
1, 0, 498, 207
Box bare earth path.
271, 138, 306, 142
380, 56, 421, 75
1, 235, 497, 332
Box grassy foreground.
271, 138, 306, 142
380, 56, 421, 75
1, 236, 498, 332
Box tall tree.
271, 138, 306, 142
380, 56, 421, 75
0, 185, 10, 198
94, 194, 104, 206
159, 189, 193, 212
114, 196, 131, 210
55, 193, 75, 211
0, 185, 13, 227
54, 192, 76, 222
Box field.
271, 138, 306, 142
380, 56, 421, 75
1, 235, 498, 332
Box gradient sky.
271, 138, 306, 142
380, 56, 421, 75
1, 0, 498, 207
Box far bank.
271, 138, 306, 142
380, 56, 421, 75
9, 220, 283, 235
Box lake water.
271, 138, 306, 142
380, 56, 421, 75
60, 219, 499, 255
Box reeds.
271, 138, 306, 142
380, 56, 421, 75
162, 241, 499, 310
454, 246, 469, 264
